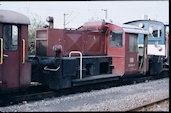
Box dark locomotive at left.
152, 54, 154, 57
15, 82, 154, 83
0, 10, 168, 92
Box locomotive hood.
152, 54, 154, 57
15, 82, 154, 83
79, 21, 108, 31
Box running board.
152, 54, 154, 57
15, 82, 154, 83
72, 74, 120, 86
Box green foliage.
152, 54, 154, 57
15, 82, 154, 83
28, 14, 45, 55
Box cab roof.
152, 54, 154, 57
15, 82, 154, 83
123, 19, 165, 25
0, 10, 30, 25
121, 24, 149, 35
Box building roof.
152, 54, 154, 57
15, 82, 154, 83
0, 10, 30, 25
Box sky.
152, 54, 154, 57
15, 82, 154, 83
0, 1, 169, 29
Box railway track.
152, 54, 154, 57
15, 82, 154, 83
124, 97, 169, 111
0, 73, 168, 107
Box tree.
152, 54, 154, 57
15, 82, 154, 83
28, 14, 45, 55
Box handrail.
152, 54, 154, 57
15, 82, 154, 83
44, 66, 60, 72
69, 51, 83, 80
22, 39, 25, 64
0, 38, 3, 64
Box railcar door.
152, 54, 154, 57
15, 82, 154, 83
0, 24, 20, 89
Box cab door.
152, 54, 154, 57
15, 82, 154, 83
0, 24, 20, 89
107, 26, 125, 76
125, 33, 139, 75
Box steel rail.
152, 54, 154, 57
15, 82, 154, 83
124, 97, 169, 111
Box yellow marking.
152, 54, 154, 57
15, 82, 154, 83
0, 38, 3, 64
22, 39, 25, 64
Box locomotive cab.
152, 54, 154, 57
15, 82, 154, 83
0, 10, 31, 91
106, 23, 149, 76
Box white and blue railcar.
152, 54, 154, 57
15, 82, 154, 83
124, 19, 169, 75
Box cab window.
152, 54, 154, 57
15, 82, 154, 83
149, 24, 162, 38
129, 34, 138, 52
3, 25, 18, 51
110, 30, 123, 47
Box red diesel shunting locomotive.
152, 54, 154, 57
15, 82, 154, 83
0, 10, 149, 91
32, 17, 149, 90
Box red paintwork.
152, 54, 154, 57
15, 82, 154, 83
63, 30, 85, 56
106, 23, 126, 75
0, 24, 19, 89
36, 28, 106, 57
80, 21, 107, 30
84, 31, 105, 55
47, 29, 63, 56
106, 23, 139, 76
0, 24, 31, 90
124, 33, 138, 75
19, 25, 31, 87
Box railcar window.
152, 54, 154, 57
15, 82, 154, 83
3, 25, 18, 51
149, 24, 162, 38
129, 34, 138, 52
110, 30, 123, 47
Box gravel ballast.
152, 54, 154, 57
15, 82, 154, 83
0, 78, 169, 112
